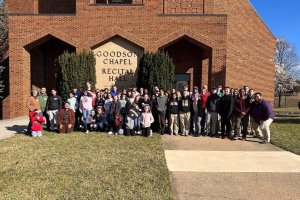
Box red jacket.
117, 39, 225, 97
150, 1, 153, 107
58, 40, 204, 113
29, 112, 45, 131
201, 92, 211, 108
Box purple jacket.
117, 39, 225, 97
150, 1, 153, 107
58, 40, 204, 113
250, 100, 275, 123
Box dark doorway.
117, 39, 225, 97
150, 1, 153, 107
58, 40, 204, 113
162, 37, 212, 91
26, 35, 76, 91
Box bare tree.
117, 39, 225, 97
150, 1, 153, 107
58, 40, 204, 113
0, 0, 8, 98
275, 38, 300, 107
276, 38, 299, 75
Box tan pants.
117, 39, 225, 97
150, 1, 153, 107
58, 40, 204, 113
179, 112, 190, 134
169, 114, 179, 135
252, 118, 273, 142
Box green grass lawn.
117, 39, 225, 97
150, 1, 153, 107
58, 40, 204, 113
273, 107, 300, 114
0, 133, 172, 200
271, 117, 300, 155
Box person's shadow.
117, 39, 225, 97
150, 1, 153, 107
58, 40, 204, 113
5, 125, 28, 135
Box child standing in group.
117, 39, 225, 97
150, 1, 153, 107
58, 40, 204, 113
126, 109, 138, 136
140, 105, 154, 137
29, 109, 45, 137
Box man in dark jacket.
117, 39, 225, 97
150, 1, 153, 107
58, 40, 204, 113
250, 92, 275, 144
45, 89, 62, 131
232, 89, 251, 140
219, 87, 234, 139
206, 87, 220, 137
191, 93, 202, 136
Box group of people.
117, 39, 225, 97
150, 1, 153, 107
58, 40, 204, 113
27, 82, 275, 144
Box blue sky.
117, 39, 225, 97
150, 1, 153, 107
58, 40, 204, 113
250, 0, 300, 60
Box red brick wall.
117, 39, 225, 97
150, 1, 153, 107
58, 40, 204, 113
3, 0, 274, 118
216, 0, 276, 101
5, 0, 35, 14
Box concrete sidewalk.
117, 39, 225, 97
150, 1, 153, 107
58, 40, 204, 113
0, 117, 28, 140
163, 136, 300, 200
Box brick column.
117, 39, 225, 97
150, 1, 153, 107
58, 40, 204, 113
201, 58, 209, 88
3, 45, 31, 119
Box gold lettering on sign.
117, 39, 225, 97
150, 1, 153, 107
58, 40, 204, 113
93, 37, 143, 89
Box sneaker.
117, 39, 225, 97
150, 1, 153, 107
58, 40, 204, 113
150, 130, 153, 136
221, 135, 227, 139
233, 136, 238, 140
242, 137, 246, 141
108, 131, 113, 135
85, 130, 89, 134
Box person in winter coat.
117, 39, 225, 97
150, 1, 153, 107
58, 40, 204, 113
168, 93, 179, 135
27, 89, 41, 134
67, 91, 78, 112
205, 87, 220, 137
94, 107, 107, 132
29, 109, 45, 137
219, 87, 234, 139
232, 89, 251, 140
57, 102, 75, 134
179, 90, 192, 136
155, 89, 168, 135
45, 89, 62, 131
37, 87, 48, 115
131, 95, 143, 134
80, 90, 96, 134
200, 86, 211, 133
191, 93, 202, 136
126, 109, 138, 136
140, 105, 154, 137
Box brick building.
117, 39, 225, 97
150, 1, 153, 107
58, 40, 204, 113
2, 0, 275, 119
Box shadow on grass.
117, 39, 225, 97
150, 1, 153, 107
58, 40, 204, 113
5, 125, 28, 134
274, 118, 300, 124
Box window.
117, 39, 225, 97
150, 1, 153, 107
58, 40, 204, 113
38, 0, 76, 14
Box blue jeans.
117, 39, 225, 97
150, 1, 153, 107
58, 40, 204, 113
32, 131, 42, 137
82, 110, 91, 131
134, 115, 141, 130
97, 122, 106, 131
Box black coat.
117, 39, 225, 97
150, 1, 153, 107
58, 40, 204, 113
219, 95, 234, 119
206, 94, 220, 112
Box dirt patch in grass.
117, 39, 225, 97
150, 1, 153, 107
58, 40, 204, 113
0, 133, 172, 199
